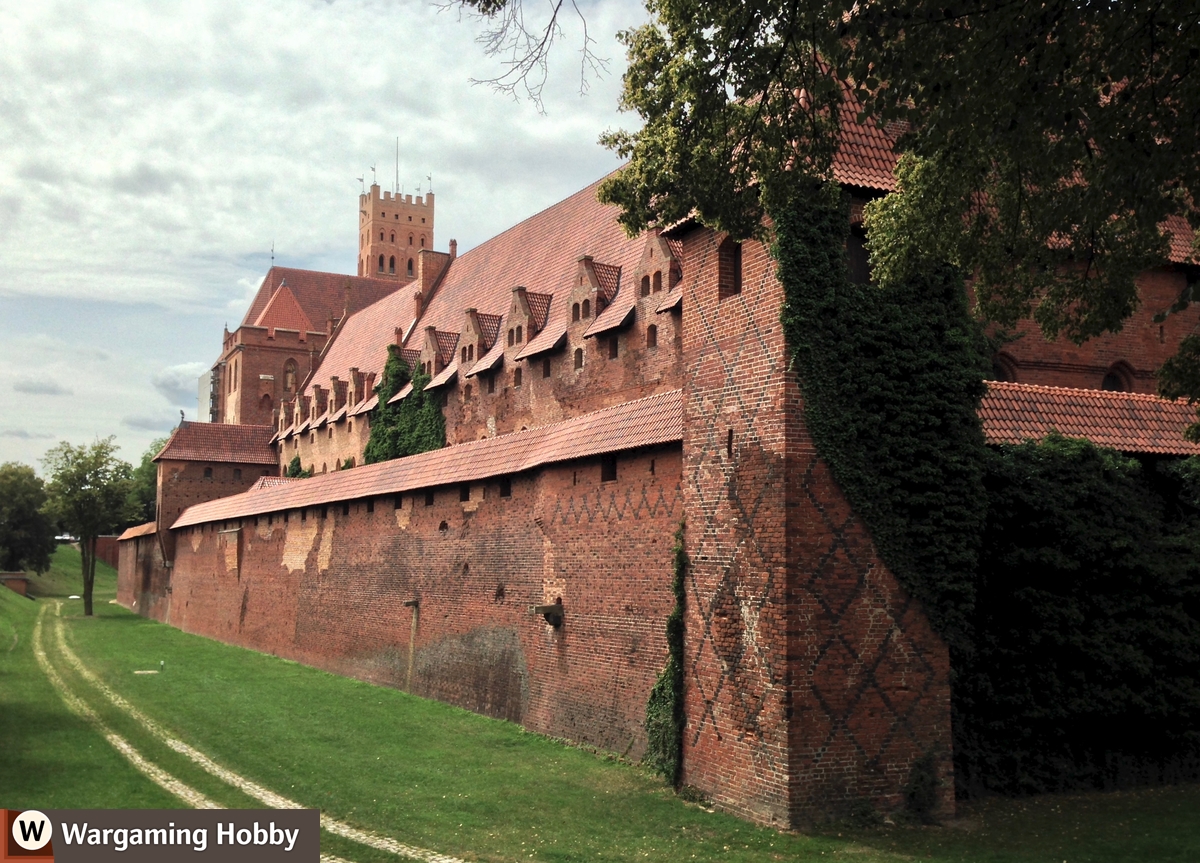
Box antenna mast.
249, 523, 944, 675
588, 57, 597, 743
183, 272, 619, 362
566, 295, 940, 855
395, 137, 400, 195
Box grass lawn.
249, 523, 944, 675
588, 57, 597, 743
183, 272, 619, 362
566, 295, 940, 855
3, 546, 1199, 862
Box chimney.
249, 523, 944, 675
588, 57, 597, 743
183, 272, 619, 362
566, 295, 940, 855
364, 372, 377, 396
449, 239, 458, 260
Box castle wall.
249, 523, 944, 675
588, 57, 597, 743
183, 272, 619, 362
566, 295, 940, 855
118, 533, 172, 621
163, 446, 683, 755
996, 267, 1200, 392
676, 229, 953, 825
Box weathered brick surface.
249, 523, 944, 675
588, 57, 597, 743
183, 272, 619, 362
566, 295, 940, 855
676, 229, 953, 825
118, 533, 172, 620
165, 447, 682, 756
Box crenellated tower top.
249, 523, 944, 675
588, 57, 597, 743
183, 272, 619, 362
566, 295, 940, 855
358, 182, 435, 281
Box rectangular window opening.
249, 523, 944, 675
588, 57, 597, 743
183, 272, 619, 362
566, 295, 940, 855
424, 489, 435, 507
499, 477, 512, 498
601, 455, 617, 482
460, 484, 471, 502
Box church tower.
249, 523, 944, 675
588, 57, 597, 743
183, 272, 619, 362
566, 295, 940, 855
358, 183, 435, 280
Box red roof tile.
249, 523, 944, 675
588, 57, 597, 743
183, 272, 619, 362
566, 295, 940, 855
435, 330, 460, 366
253, 283, 315, 333
466, 341, 505, 377
831, 84, 899, 192
425, 359, 458, 390
118, 521, 157, 541
980, 381, 1200, 455
401, 349, 423, 369
516, 327, 566, 359
350, 393, 379, 416
301, 289, 417, 407
155, 422, 277, 465
172, 390, 683, 528
526, 292, 553, 333
241, 267, 405, 334
387, 381, 414, 404
249, 476, 298, 491
593, 263, 622, 302
1163, 214, 1196, 265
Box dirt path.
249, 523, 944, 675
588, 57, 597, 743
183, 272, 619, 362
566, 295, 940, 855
47, 603, 465, 863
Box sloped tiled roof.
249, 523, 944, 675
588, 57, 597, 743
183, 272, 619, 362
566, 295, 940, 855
466, 341, 505, 377
172, 390, 683, 528
155, 422, 277, 465
388, 381, 414, 405
526, 292, 553, 333
980, 381, 1200, 455
516, 328, 566, 359
117, 522, 157, 541
401, 349, 423, 368
1164, 214, 1196, 265
253, 283, 315, 333
425, 359, 458, 390
301, 289, 417, 407
249, 476, 298, 491
832, 84, 899, 192
593, 263, 622, 302
397, 178, 648, 365
476, 313, 503, 350
435, 331, 460, 366
241, 267, 404, 334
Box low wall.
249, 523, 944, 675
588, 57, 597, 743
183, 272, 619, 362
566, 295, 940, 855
161, 446, 683, 756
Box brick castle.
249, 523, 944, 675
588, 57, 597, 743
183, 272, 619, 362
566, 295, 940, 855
119, 108, 1200, 826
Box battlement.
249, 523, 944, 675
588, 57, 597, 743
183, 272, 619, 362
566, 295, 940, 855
360, 183, 433, 210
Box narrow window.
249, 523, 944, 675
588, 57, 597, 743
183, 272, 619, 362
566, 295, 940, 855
647, 325, 658, 348
653, 271, 662, 292
342, 502, 350, 516
460, 485, 471, 502
390, 232, 395, 243
468, 344, 475, 361
379, 231, 384, 241
409, 234, 413, 245
572, 302, 580, 321
641, 275, 650, 297
507, 329, 515, 347
301, 508, 307, 522
542, 356, 551, 378
650, 459, 656, 475
515, 325, 522, 343
574, 348, 584, 369
233, 468, 242, 480
407, 258, 414, 276
499, 477, 512, 498
420, 237, 425, 247
727, 428, 734, 457
366, 498, 374, 513
514, 367, 523, 387
608, 335, 619, 359
378, 254, 385, 272
389, 256, 396, 274
394, 495, 403, 509
718, 239, 742, 299
582, 299, 591, 318
487, 374, 496, 394
462, 346, 468, 363
601, 455, 617, 482
464, 383, 472, 399
203, 467, 213, 479
424, 489, 434, 506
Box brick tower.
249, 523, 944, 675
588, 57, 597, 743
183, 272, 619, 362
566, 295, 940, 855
358, 183, 435, 280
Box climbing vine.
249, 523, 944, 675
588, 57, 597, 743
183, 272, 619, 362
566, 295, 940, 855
774, 180, 990, 657
363, 346, 446, 464
644, 521, 688, 785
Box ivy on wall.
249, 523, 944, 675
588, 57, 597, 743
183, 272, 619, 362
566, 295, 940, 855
644, 521, 688, 785
774, 180, 990, 657
363, 346, 446, 464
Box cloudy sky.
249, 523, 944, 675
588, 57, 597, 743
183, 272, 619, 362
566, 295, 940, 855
0, 0, 646, 468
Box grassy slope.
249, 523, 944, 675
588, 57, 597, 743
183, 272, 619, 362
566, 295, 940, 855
0, 552, 177, 810
5, 547, 1199, 861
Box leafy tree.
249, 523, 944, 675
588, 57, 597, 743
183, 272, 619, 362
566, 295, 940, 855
42, 438, 135, 616
127, 436, 167, 525
460, 0, 1200, 412
0, 462, 57, 574
285, 456, 312, 479
363, 347, 446, 463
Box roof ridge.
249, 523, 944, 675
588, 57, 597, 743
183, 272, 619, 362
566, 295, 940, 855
985, 380, 1187, 404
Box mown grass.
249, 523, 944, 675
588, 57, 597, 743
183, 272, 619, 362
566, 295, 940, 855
4, 547, 1200, 861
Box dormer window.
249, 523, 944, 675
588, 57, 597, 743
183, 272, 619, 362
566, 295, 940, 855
515, 325, 522, 343
572, 302, 580, 321
582, 299, 591, 318
653, 271, 662, 292
507, 329, 515, 347
641, 275, 651, 297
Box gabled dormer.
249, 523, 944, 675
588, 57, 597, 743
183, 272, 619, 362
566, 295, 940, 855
568, 256, 622, 327
633, 230, 681, 299
419, 325, 460, 376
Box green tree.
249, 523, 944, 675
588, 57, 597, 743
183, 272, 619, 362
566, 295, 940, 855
285, 456, 312, 479
363, 347, 446, 463
42, 438, 135, 616
127, 436, 167, 525
460, 0, 1200, 414
0, 462, 57, 574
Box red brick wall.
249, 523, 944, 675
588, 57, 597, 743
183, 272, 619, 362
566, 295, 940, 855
996, 267, 1200, 393
165, 447, 683, 756
117, 534, 172, 621
676, 229, 954, 825
94, 536, 120, 570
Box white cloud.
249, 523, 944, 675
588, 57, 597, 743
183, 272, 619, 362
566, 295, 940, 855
0, 0, 648, 467
14, 379, 73, 396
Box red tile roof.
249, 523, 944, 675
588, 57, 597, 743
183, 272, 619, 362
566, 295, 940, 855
425, 359, 458, 390
593, 262, 622, 302
526, 292, 553, 333
301, 288, 417, 407
476, 313, 503, 350
241, 267, 404, 334
435, 330, 460, 366
249, 476, 298, 491
980, 381, 1200, 455
117, 521, 157, 541
253, 283, 315, 333
1164, 214, 1196, 265
832, 84, 899, 192
155, 422, 277, 465
516, 327, 566, 359
172, 390, 683, 528
466, 341, 505, 377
